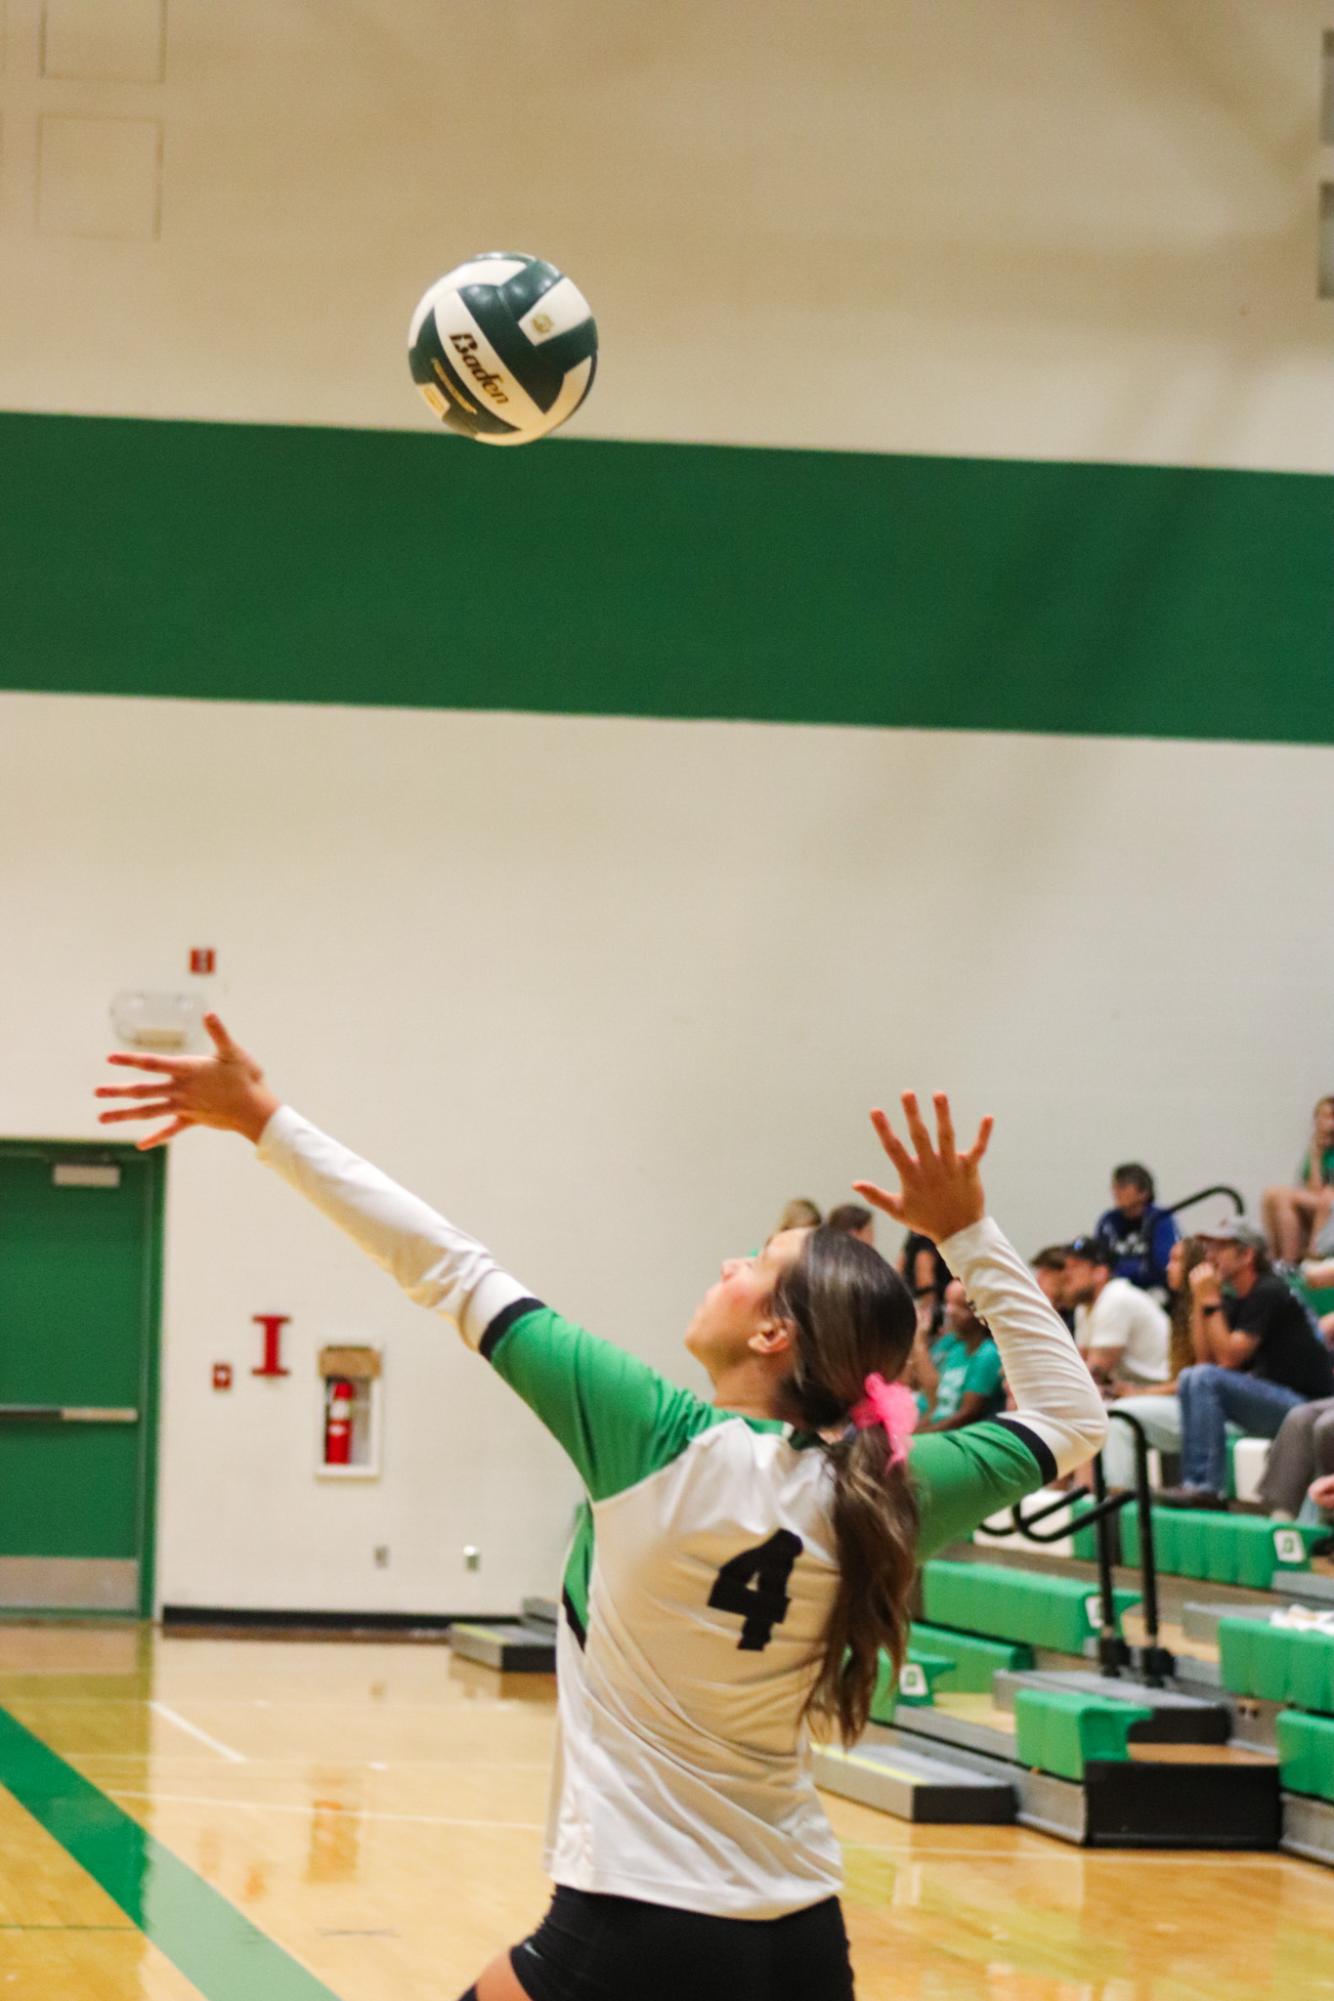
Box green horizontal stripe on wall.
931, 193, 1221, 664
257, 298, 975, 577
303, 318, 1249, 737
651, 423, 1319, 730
3, 411, 1331, 743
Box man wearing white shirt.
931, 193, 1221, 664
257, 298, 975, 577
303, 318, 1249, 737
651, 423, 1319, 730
1064, 1237, 1171, 1388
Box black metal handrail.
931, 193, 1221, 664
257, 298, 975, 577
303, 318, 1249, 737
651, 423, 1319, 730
1104, 1408, 1173, 1683
1165, 1183, 1245, 1221
975, 1406, 1173, 1686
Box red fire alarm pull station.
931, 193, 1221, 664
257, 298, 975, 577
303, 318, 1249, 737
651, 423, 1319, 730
252, 1314, 291, 1378
189, 948, 216, 975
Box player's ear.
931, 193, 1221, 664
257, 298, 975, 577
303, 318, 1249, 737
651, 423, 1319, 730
749, 1316, 795, 1359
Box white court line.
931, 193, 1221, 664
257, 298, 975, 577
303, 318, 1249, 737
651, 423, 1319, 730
69, 1751, 548, 1772
107, 1790, 542, 1831
101, 1792, 1313, 1868
8, 1694, 543, 1714
839, 1840, 1300, 1866
146, 1702, 246, 1765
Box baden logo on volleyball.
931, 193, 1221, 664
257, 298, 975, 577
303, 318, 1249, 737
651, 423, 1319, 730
449, 334, 510, 404
408, 251, 598, 446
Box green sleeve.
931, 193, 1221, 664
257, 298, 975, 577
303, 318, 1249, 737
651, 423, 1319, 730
486, 1305, 724, 1501
909, 1421, 1046, 1560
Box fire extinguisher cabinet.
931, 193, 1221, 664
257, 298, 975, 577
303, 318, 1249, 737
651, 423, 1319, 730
316, 1346, 382, 1478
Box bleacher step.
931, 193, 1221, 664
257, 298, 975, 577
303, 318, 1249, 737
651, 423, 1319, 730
877, 1699, 1017, 1764
888, 1712, 1280, 1848
992, 1669, 1231, 1744
448, 1617, 557, 1672
1283, 1794, 1334, 1868
1180, 1597, 1334, 1646
813, 1737, 1016, 1824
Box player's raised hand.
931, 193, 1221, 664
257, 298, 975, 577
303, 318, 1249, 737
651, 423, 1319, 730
95, 1013, 280, 1150
853, 1091, 992, 1245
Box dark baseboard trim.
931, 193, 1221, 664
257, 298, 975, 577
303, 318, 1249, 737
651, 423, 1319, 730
160, 1604, 503, 1634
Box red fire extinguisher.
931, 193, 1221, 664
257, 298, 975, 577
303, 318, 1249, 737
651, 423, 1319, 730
324, 1378, 355, 1466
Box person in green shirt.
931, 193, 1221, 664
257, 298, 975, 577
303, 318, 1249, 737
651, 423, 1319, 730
1262, 1095, 1334, 1263
913, 1279, 1005, 1431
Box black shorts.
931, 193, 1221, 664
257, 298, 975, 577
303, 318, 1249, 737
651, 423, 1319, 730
506, 1885, 856, 2001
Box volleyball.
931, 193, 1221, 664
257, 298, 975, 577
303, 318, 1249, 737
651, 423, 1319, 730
408, 253, 598, 447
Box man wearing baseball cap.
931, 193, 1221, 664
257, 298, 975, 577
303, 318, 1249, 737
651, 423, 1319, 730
1158, 1217, 1334, 1509
1062, 1237, 1171, 1387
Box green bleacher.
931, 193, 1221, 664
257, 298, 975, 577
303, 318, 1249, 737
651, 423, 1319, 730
1276, 1711, 1334, 1805
870, 1647, 955, 1721
921, 1559, 1140, 1653
827, 1551, 1330, 1858
870, 1621, 1038, 1722
1217, 1618, 1334, 1713
1013, 1687, 1152, 1782
907, 1621, 1034, 1691
1121, 1509, 1325, 1590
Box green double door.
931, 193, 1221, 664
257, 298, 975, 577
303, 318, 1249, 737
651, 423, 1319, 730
0, 1143, 164, 1615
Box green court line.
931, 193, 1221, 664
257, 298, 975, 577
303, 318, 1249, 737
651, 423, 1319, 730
0, 1707, 342, 2000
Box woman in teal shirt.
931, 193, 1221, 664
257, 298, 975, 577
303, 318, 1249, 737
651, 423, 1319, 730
912, 1280, 1006, 1431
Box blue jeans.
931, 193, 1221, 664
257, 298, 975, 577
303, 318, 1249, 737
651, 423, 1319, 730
1177, 1365, 1307, 1493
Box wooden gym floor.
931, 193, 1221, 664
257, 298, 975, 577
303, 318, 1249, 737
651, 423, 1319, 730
2, 1622, 1333, 2001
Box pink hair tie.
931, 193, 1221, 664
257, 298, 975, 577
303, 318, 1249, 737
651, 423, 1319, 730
850, 1372, 918, 1470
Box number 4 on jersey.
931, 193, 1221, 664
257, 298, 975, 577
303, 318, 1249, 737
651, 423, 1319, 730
708, 1530, 804, 1652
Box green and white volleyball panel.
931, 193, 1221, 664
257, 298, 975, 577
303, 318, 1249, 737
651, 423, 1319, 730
408, 254, 597, 445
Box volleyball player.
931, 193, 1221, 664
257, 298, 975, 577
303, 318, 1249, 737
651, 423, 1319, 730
97, 1016, 1106, 2001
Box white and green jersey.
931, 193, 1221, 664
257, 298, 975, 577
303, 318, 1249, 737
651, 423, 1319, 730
259, 1108, 1105, 1919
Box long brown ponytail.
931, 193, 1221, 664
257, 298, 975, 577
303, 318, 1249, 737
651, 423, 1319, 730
773, 1227, 919, 1744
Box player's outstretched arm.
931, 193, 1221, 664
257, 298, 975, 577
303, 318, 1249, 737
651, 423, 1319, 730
96, 1015, 532, 1347
855, 1092, 1107, 1478
96, 1017, 706, 1493
95, 1013, 279, 1148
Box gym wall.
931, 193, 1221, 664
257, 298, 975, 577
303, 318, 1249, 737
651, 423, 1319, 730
2, 0, 1331, 1615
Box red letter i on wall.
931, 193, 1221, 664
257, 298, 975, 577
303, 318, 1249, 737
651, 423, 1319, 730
252, 1314, 291, 1378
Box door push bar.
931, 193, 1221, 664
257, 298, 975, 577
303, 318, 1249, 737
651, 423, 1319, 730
0, 1405, 139, 1423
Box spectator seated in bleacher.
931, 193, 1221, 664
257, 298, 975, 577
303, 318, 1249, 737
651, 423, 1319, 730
1157, 1219, 1334, 1511
1093, 1162, 1178, 1297
825, 1201, 875, 1246
910, 1279, 1005, 1433
1261, 1096, 1334, 1264
898, 1228, 951, 1336
1257, 1396, 1334, 1522
1063, 1237, 1171, 1391
1032, 1245, 1075, 1331
1298, 1254, 1334, 1350
1099, 1235, 1209, 1491
775, 1197, 821, 1233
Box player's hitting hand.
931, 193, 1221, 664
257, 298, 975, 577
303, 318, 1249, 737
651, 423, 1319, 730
95, 1012, 279, 1149
854, 1091, 991, 1245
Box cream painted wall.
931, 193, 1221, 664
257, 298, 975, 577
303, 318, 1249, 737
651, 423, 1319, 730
2, 691, 1332, 1612
0, 0, 1330, 469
